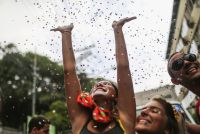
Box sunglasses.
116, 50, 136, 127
171, 54, 197, 71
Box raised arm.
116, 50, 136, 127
51, 24, 88, 128
112, 17, 136, 133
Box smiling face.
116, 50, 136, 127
90, 81, 117, 105
168, 52, 200, 86
135, 100, 168, 134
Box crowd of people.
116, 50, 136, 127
29, 16, 200, 134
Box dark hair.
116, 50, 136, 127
152, 97, 179, 134
167, 52, 180, 78
28, 115, 50, 133
110, 81, 118, 97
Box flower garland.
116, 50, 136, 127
77, 92, 111, 123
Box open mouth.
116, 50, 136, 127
186, 65, 198, 74
91, 88, 108, 98
94, 87, 107, 93
138, 118, 152, 126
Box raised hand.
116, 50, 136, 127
50, 23, 74, 33
112, 17, 136, 29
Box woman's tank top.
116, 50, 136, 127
80, 121, 124, 134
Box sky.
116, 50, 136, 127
0, 0, 174, 92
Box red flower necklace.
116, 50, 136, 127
77, 92, 111, 123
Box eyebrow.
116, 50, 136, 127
142, 106, 162, 110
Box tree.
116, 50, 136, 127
0, 44, 104, 132
0, 44, 64, 128
45, 100, 71, 132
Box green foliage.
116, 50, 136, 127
45, 100, 71, 132
0, 44, 65, 129
0, 43, 106, 132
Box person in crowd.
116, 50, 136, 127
135, 97, 180, 134
135, 96, 200, 134
51, 17, 136, 134
28, 115, 50, 134
167, 52, 200, 96
167, 52, 200, 134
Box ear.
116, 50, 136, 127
171, 78, 180, 85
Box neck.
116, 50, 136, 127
184, 77, 200, 96
94, 100, 112, 110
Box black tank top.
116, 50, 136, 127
80, 121, 124, 134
